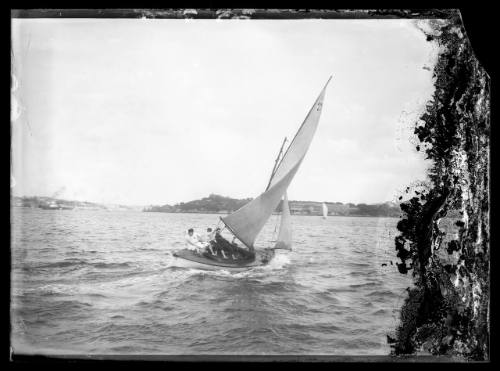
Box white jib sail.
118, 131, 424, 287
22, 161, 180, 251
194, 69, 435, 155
221, 159, 302, 248
275, 192, 292, 250
322, 202, 328, 218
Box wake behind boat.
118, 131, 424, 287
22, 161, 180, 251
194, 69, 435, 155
172, 77, 332, 270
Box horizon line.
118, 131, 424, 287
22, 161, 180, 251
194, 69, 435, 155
11, 193, 401, 207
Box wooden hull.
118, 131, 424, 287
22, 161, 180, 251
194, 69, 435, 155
172, 248, 275, 271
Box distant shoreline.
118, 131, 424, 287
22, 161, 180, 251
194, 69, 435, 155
12, 194, 406, 218
13, 206, 401, 218
142, 210, 401, 218
142, 194, 403, 218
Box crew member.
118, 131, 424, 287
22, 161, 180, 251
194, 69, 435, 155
199, 227, 216, 255
184, 228, 209, 253
210, 228, 230, 259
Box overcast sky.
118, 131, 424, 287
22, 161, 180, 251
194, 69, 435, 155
11, 18, 438, 206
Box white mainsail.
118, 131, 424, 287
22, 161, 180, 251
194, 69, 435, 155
222, 159, 303, 248
268, 76, 331, 189
322, 202, 328, 218
221, 77, 331, 249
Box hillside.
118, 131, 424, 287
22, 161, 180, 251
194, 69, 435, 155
143, 193, 403, 217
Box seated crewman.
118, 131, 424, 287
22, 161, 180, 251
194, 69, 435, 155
184, 228, 209, 253
198, 227, 216, 255
210, 228, 230, 259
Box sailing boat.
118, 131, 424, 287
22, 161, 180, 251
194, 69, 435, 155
322, 202, 328, 219
172, 77, 332, 270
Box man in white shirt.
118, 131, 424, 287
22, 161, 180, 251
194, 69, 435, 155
199, 228, 216, 255
185, 228, 208, 253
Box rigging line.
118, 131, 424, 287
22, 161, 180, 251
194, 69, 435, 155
265, 136, 288, 191
218, 216, 253, 251
212, 219, 222, 231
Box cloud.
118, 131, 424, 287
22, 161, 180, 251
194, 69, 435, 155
327, 138, 360, 156
11, 18, 437, 205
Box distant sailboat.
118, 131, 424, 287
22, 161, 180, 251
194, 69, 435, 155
322, 202, 328, 219
173, 77, 332, 270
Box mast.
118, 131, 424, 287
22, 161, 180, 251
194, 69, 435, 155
265, 137, 288, 192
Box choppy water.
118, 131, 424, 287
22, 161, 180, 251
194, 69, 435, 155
11, 209, 412, 355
